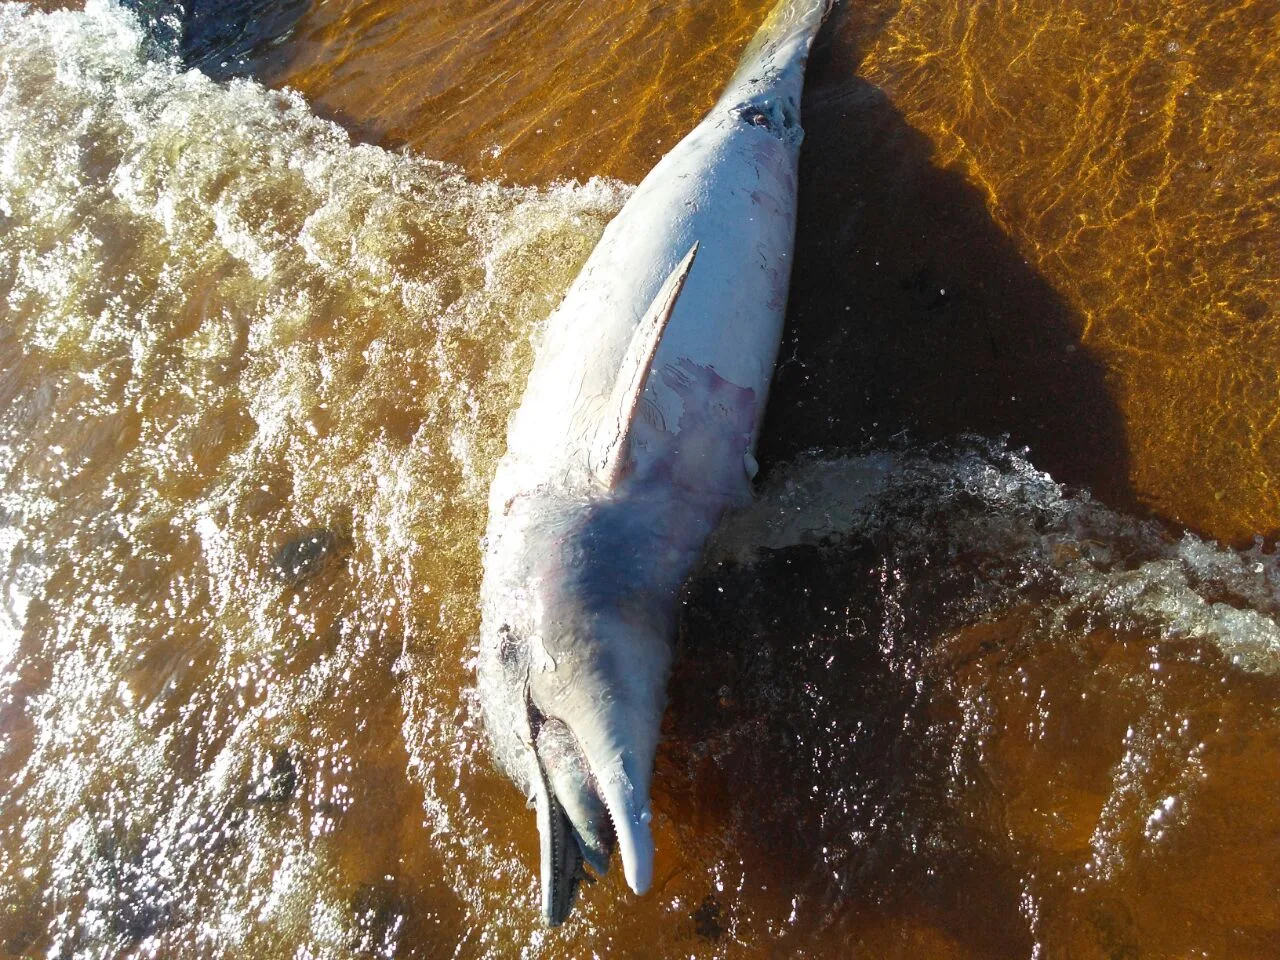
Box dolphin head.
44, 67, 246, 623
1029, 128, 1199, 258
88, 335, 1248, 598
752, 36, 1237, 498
476, 486, 682, 925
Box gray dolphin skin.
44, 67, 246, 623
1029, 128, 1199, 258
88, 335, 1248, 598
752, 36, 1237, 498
476, 0, 833, 925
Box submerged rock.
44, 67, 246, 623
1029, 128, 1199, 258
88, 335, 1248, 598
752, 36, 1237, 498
84, 831, 176, 946
245, 748, 298, 805
692, 894, 724, 941
349, 882, 407, 959
269, 528, 347, 586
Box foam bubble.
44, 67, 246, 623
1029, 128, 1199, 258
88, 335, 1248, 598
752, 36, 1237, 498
715, 440, 1280, 675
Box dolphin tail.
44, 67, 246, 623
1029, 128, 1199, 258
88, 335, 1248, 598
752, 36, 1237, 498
718, 0, 835, 111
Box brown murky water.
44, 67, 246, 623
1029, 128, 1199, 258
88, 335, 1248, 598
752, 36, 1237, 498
1, 1, 1277, 958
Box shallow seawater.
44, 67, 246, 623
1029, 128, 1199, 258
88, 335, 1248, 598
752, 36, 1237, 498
0, 2, 1277, 958
256, 0, 1280, 544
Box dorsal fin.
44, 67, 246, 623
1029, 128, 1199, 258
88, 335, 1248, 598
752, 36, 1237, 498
590, 242, 699, 489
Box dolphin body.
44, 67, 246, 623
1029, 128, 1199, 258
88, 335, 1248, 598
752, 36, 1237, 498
476, 0, 832, 925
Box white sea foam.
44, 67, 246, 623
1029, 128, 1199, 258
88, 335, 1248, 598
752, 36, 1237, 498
1, 2, 628, 954
716, 442, 1280, 675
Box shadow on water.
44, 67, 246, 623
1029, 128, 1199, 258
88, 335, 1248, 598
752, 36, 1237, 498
758, 4, 1134, 514
121, 0, 308, 80
662, 6, 1137, 955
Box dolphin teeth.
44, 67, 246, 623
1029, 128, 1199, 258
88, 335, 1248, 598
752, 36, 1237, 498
534, 772, 581, 926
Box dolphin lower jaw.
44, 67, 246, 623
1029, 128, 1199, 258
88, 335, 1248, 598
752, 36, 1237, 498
529, 743, 586, 927
475, 626, 618, 927
520, 645, 665, 925
528, 726, 655, 928
535, 716, 615, 875
524, 612, 670, 898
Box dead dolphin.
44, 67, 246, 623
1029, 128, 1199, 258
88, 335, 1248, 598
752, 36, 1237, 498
476, 0, 833, 925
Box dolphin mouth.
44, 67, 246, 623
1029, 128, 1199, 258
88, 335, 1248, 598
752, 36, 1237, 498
531, 714, 608, 926
529, 707, 656, 925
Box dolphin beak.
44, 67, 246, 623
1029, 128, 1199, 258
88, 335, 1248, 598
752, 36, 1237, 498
531, 716, 657, 924
598, 771, 655, 895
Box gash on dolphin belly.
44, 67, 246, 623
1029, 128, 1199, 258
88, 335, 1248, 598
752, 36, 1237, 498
476, 0, 833, 925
